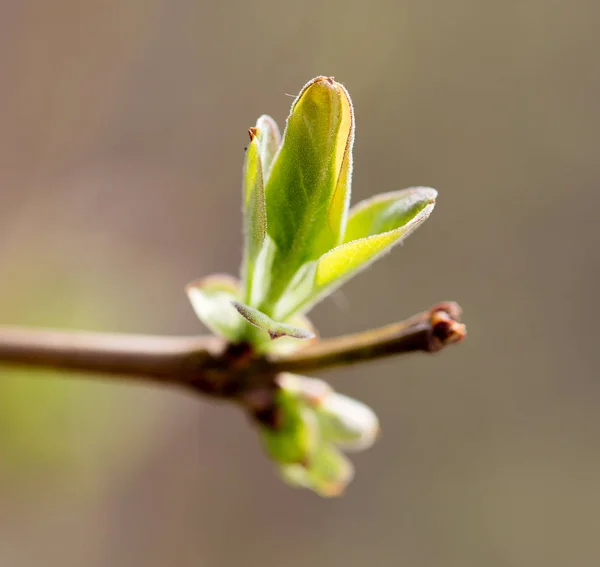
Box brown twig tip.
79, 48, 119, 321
248, 127, 258, 141
428, 302, 466, 352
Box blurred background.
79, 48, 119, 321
0, 0, 598, 565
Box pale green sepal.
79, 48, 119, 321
316, 392, 380, 452
185, 275, 246, 342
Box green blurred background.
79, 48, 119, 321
0, 1, 598, 565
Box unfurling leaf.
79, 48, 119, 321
232, 301, 315, 340
315, 188, 436, 292
241, 127, 267, 303
343, 187, 438, 243
273, 187, 437, 319
262, 76, 354, 306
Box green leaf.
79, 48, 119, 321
262, 76, 355, 305
343, 186, 438, 243
241, 128, 267, 303
280, 443, 354, 497
314, 188, 436, 295
232, 301, 315, 341
275, 188, 437, 319
259, 390, 319, 465
186, 275, 245, 342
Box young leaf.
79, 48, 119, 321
241, 128, 267, 303
232, 301, 315, 341
275, 188, 437, 319
263, 76, 354, 303
185, 275, 245, 342
343, 187, 438, 243
314, 189, 436, 296
263, 315, 318, 355
255, 115, 281, 180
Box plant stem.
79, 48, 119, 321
268, 302, 465, 374
0, 303, 465, 399
0, 327, 222, 385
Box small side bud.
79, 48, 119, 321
316, 392, 380, 452
258, 389, 319, 466
280, 443, 354, 498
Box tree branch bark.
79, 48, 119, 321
0, 302, 465, 399
0, 326, 222, 385
269, 302, 465, 375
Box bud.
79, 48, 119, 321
258, 389, 319, 466
280, 443, 354, 498
316, 392, 380, 452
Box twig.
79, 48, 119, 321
268, 302, 465, 375
0, 303, 465, 400
0, 326, 221, 383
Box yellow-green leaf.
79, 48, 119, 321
241, 128, 267, 302
262, 76, 354, 305
313, 188, 437, 300
272, 188, 437, 319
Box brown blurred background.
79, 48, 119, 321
0, 0, 598, 565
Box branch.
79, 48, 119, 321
269, 302, 465, 374
0, 303, 465, 399
0, 326, 222, 383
